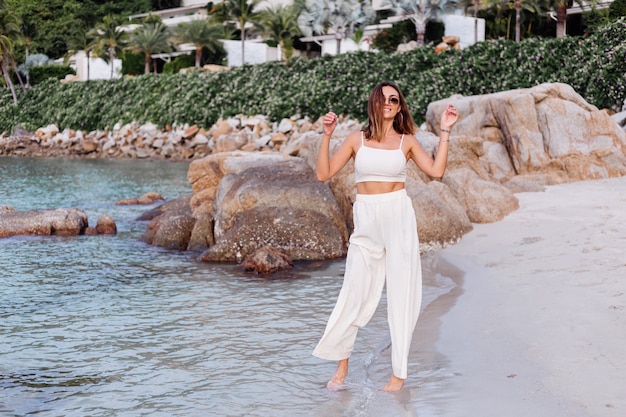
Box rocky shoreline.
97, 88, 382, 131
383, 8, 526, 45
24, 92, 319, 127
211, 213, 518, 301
0, 114, 324, 161
3, 83, 626, 273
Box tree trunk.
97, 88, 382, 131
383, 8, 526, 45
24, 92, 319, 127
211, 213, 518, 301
145, 54, 150, 74
416, 32, 425, 46
1, 57, 18, 105
25, 46, 31, 87
10, 56, 25, 91
109, 46, 115, 79
87, 50, 91, 82
556, 5, 567, 38
515, 0, 522, 42
415, 20, 426, 46
240, 19, 246, 65
196, 47, 202, 68
474, 0, 479, 44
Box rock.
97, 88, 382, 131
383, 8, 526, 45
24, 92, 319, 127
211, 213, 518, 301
0, 208, 88, 238
193, 133, 209, 145
242, 246, 294, 274
115, 192, 164, 205
277, 118, 294, 133
407, 179, 473, 248
612, 110, 626, 129
442, 35, 460, 45
212, 120, 233, 140
434, 42, 449, 54
95, 214, 117, 234
270, 132, 288, 146
183, 124, 199, 139
427, 83, 626, 182
140, 195, 194, 250
83, 140, 98, 153
140, 122, 159, 137
442, 168, 520, 223
187, 152, 349, 261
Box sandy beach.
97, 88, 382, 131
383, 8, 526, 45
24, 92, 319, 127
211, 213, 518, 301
427, 176, 626, 417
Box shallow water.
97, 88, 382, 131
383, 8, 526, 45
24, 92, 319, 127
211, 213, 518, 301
0, 157, 457, 417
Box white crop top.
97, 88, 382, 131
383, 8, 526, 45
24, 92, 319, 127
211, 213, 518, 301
354, 132, 407, 183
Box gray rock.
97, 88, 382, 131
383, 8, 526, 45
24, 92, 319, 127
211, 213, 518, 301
0, 208, 88, 238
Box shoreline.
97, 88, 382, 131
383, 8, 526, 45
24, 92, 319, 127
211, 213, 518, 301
423, 176, 626, 416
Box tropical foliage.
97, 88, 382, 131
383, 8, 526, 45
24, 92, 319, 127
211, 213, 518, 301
259, 3, 303, 61
4, 0, 179, 59
1, 18, 624, 135
215, 0, 262, 66
298, 0, 374, 54
89, 15, 128, 79
65, 30, 96, 82
0, 0, 21, 103
127, 23, 173, 74
383, 0, 459, 45
172, 17, 225, 68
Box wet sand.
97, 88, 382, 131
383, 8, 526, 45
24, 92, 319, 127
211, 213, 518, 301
428, 176, 626, 417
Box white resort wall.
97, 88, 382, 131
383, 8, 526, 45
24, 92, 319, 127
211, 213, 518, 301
223, 40, 279, 67
68, 51, 122, 81
442, 14, 485, 49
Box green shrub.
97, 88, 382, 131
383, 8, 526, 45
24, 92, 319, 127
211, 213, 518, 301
28, 65, 76, 86
610, 0, 626, 18
122, 51, 145, 76
1, 19, 624, 133
163, 53, 195, 74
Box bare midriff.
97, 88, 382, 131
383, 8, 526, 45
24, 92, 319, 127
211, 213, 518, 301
356, 181, 405, 195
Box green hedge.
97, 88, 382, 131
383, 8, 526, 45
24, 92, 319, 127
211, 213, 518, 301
28, 65, 76, 86
1, 19, 625, 133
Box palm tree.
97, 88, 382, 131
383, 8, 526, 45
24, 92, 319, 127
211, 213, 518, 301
386, 0, 459, 46
259, 4, 302, 61
298, 0, 374, 55
127, 23, 173, 74
89, 14, 128, 80
172, 17, 225, 68
551, 0, 568, 38
0, 1, 20, 103
221, 0, 262, 65
66, 30, 96, 81
513, 0, 543, 42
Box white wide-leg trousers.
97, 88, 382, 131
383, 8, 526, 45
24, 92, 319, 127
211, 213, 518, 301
313, 189, 422, 379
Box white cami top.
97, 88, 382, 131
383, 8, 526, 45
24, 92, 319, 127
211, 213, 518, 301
354, 132, 407, 183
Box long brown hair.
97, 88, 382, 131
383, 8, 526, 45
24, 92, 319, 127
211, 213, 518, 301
363, 81, 416, 141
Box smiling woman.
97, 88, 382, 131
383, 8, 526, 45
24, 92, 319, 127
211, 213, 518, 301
313, 80, 459, 392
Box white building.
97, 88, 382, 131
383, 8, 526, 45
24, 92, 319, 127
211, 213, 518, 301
65, 50, 122, 81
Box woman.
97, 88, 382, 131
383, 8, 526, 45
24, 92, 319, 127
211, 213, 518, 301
313, 81, 458, 392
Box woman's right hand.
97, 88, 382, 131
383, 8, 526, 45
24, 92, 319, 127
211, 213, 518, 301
323, 111, 338, 137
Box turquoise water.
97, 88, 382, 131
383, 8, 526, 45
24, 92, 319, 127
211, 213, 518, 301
0, 157, 456, 417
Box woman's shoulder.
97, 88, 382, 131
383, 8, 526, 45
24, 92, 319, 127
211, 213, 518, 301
343, 130, 363, 145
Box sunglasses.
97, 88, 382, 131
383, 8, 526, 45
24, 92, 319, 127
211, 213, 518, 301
380, 97, 400, 105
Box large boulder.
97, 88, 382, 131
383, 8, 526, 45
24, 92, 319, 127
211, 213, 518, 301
0, 207, 89, 238
426, 83, 626, 182
187, 152, 349, 262
140, 195, 195, 250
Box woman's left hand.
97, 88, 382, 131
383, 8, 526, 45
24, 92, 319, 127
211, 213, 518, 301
441, 104, 459, 130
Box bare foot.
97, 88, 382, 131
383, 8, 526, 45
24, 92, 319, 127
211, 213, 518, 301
381, 374, 405, 392
327, 359, 349, 391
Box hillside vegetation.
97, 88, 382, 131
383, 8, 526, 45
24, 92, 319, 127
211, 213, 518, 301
1, 19, 624, 134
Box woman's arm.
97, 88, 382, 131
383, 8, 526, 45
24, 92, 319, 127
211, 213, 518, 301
316, 112, 359, 181
408, 104, 458, 179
